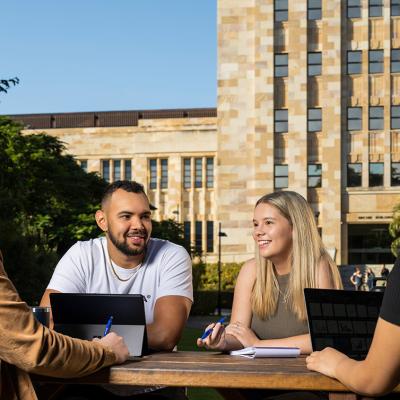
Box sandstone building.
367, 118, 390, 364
10, 0, 400, 264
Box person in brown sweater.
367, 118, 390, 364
0, 250, 129, 400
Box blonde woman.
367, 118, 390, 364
197, 191, 342, 354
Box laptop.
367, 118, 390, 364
304, 288, 384, 360
50, 293, 147, 357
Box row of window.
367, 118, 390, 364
348, 162, 400, 186
101, 159, 132, 182
347, 50, 400, 75
98, 157, 215, 189
348, 106, 400, 131
274, 0, 400, 22
275, 106, 400, 133
275, 162, 400, 189
274, 50, 400, 78
275, 108, 322, 133
275, 164, 322, 189
184, 221, 214, 253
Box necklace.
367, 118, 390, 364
108, 254, 141, 282
277, 286, 289, 303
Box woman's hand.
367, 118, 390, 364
225, 321, 259, 348
306, 347, 349, 378
196, 322, 227, 351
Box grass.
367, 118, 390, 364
178, 326, 223, 400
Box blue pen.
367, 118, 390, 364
200, 316, 226, 340
103, 316, 113, 336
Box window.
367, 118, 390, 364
308, 52, 322, 76
348, 107, 362, 131
195, 221, 202, 253
347, 51, 362, 74
184, 221, 191, 249
348, 0, 361, 18
308, 108, 322, 132
160, 159, 168, 189
274, 109, 288, 133
275, 164, 288, 189
308, 164, 322, 188
79, 160, 88, 172
206, 157, 214, 188
308, 0, 322, 19
149, 159, 157, 189
113, 160, 121, 181
391, 49, 400, 73
347, 163, 362, 187
195, 158, 202, 188
369, 162, 384, 186
102, 160, 110, 182
369, 0, 383, 17
183, 158, 191, 189
275, 0, 288, 21
369, 50, 384, 74
124, 160, 132, 181
392, 162, 400, 186
392, 106, 400, 129
274, 54, 288, 77
369, 106, 384, 130
392, 0, 400, 16
207, 221, 214, 253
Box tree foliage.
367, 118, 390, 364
389, 203, 400, 258
0, 116, 107, 303
0, 77, 19, 94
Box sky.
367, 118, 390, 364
0, 1, 216, 115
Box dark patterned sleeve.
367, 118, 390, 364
380, 258, 400, 326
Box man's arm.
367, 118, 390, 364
146, 295, 192, 351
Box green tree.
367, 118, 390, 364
0, 116, 107, 302
389, 202, 400, 258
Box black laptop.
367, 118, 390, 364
304, 288, 384, 360
50, 293, 147, 357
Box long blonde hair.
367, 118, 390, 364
251, 191, 342, 321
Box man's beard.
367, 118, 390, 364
107, 228, 148, 257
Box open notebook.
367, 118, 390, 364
230, 346, 300, 358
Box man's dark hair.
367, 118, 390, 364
101, 180, 147, 208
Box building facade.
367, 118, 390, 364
10, 0, 400, 264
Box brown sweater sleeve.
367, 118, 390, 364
0, 251, 117, 378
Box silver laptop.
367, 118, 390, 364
50, 293, 147, 357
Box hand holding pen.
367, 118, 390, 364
197, 316, 227, 350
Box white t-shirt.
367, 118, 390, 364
47, 237, 193, 324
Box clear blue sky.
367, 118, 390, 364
0, 1, 216, 115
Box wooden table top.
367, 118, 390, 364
34, 351, 399, 394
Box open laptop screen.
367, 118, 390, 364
304, 288, 384, 360
50, 293, 147, 357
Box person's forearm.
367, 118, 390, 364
255, 334, 312, 354
146, 323, 180, 351
335, 358, 395, 397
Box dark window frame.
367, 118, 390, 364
160, 158, 168, 189
308, 108, 322, 132
369, 106, 384, 130
206, 157, 214, 188
124, 159, 132, 181
183, 158, 191, 189
369, 162, 384, 187
391, 0, 400, 16
308, 0, 322, 20
308, 164, 322, 188
391, 49, 400, 73
274, 109, 288, 133
102, 160, 110, 183
391, 162, 400, 186
206, 221, 214, 253
308, 52, 322, 76
347, 163, 362, 187
348, 107, 362, 131
369, 50, 384, 74
369, 0, 383, 17
347, 50, 362, 74
275, 0, 288, 21
195, 158, 203, 188
274, 53, 288, 77
347, 0, 362, 18
392, 105, 400, 129
149, 159, 157, 190
274, 164, 289, 189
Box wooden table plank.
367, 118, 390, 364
32, 351, 400, 396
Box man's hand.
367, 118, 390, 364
94, 332, 129, 364
306, 347, 349, 378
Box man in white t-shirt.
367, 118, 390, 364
40, 180, 192, 398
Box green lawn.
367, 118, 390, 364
178, 326, 223, 400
